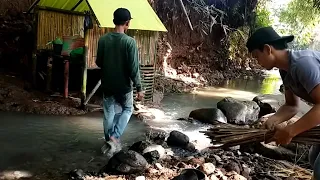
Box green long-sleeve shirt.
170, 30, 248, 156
96, 32, 142, 96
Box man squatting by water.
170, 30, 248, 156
246, 27, 320, 179
96, 8, 144, 148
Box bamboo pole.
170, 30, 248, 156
84, 80, 101, 106
178, 0, 193, 31
81, 28, 89, 106
63, 59, 70, 98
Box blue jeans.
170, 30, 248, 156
103, 91, 133, 140
309, 145, 320, 179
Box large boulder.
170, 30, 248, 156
167, 131, 189, 148
217, 97, 260, 125
189, 108, 227, 124
102, 150, 148, 174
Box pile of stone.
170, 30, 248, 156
69, 128, 311, 180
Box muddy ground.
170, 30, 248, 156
0, 72, 89, 115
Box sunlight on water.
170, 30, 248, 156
193, 87, 258, 101
0, 170, 32, 180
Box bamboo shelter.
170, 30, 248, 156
28, 0, 167, 105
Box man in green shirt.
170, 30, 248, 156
96, 8, 144, 145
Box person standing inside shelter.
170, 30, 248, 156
96, 8, 144, 145
246, 26, 320, 180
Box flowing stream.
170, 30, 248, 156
0, 72, 283, 179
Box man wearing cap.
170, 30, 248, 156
96, 8, 144, 147
246, 26, 320, 179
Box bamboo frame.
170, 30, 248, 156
37, 6, 85, 16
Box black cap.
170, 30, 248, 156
246, 26, 294, 52
113, 8, 132, 24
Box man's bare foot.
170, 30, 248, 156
109, 136, 119, 143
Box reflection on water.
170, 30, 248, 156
218, 74, 282, 95
0, 112, 146, 179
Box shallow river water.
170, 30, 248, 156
0, 72, 283, 179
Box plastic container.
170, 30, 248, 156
61, 35, 85, 56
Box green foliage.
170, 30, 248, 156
278, 0, 320, 48
255, 0, 273, 29
228, 27, 251, 68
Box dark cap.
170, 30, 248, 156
113, 8, 132, 24
246, 26, 294, 52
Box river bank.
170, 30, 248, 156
0, 72, 88, 115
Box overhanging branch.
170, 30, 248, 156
314, 0, 320, 9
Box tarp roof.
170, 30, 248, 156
29, 0, 167, 32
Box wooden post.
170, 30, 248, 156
64, 60, 70, 98
46, 56, 53, 92
32, 53, 37, 87
81, 29, 89, 106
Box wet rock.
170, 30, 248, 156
146, 129, 168, 145
228, 173, 247, 180
199, 163, 215, 175
224, 162, 241, 174
241, 165, 251, 179
253, 95, 276, 117
209, 174, 219, 180
240, 142, 297, 162
212, 155, 222, 163
189, 157, 205, 166
185, 142, 197, 152
143, 145, 165, 159
189, 108, 227, 124
227, 145, 240, 151
143, 150, 160, 164
69, 169, 84, 180
217, 97, 260, 125
129, 141, 151, 154
214, 168, 226, 178
240, 101, 260, 124
167, 130, 189, 148
135, 176, 145, 180
172, 169, 205, 180
184, 156, 194, 160
155, 163, 163, 170
102, 150, 148, 174
205, 157, 217, 165
176, 162, 189, 168
146, 167, 158, 174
